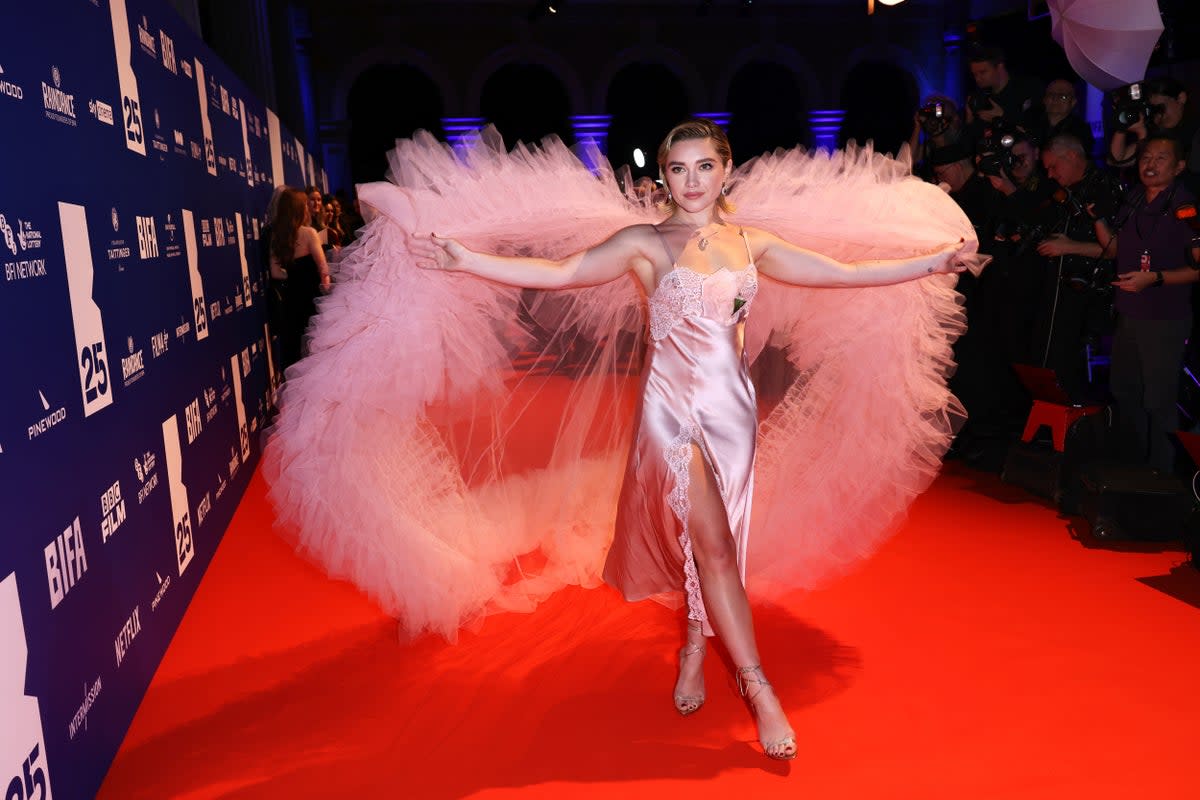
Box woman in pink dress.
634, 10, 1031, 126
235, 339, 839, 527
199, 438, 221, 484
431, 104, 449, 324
408, 118, 969, 759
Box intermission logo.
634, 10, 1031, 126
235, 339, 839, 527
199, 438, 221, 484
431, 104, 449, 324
41, 65, 76, 126
160, 30, 177, 74
87, 98, 114, 126
2, 213, 47, 283
100, 479, 127, 542
111, 0, 146, 156
45, 516, 88, 609
134, 449, 159, 504
0, 63, 25, 103
68, 676, 102, 741
113, 604, 142, 667
1, 574, 55, 800
121, 335, 145, 387
136, 214, 158, 259
60, 202, 114, 416
162, 415, 196, 575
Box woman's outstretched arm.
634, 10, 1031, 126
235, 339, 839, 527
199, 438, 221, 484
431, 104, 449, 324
749, 227, 969, 287
409, 224, 656, 290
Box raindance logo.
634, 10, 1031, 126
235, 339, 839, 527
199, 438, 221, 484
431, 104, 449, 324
68, 676, 102, 740
136, 215, 158, 259
138, 15, 156, 57
41, 65, 77, 126
88, 98, 114, 125
134, 450, 159, 504
28, 389, 67, 441
121, 335, 145, 387
160, 30, 177, 74
45, 516, 88, 609
0, 63, 25, 102
100, 479, 126, 542
1, 573, 55, 799
113, 604, 141, 667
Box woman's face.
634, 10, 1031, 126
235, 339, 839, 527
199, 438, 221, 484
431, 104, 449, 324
662, 138, 731, 214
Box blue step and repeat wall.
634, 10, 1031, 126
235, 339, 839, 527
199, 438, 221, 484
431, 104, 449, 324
0, 1, 324, 797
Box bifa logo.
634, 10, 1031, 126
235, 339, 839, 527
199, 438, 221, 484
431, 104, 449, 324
219, 85, 230, 116
160, 30, 177, 74
194, 59, 217, 177
68, 676, 101, 741
185, 398, 203, 444
100, 480, 126, 542
162, 415, 195, 575
137, 15, 156, 57
45, 516, 88, 609
110, 0, 146, 156
136, 215, 158, 259
182, 209, 208, 340
0, 63, 25, 102
121, 336, 145, 387
59, 203, 113, 416
1, 573, 54, 799
113, 604, 141, 667
41, 65, 76, 127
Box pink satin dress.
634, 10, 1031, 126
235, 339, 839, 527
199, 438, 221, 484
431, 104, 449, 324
603, 227, 759, 634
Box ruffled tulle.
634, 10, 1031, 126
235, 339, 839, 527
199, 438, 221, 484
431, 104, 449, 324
262, 129, 977, 639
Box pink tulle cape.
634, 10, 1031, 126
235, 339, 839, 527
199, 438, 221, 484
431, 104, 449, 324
261, 128, 979, 640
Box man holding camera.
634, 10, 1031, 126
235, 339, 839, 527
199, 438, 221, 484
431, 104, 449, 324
965, 46, 1042, 139
1032, 134, 1124, 401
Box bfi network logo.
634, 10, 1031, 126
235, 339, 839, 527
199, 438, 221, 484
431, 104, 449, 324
45, 517, 88, 609
136, 214, 158, 259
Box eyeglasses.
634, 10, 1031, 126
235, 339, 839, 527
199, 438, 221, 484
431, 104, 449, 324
1044, 92, 1074, 102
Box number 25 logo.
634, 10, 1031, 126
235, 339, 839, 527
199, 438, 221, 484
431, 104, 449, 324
123, 96, 143, 145
80, 342, 109, 403
5, 743, 49, 800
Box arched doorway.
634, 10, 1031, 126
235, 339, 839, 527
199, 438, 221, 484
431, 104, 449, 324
347, 64, 445, 185
725, 61, 810, 162
837, 60, 920, 157
479, 63, 572, 150
605, 62, 690, 181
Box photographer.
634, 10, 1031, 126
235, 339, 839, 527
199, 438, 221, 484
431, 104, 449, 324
1036, 79, 1095, 158
1108, 78, 1196, 176
911, 95, 967, 181
1098, 135, 1200, 472
1033, 134, 1124, 401
964, 46, 1042, 140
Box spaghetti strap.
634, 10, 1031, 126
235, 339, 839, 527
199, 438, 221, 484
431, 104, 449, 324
738, 227, 754, 267
652, 224, 677, 265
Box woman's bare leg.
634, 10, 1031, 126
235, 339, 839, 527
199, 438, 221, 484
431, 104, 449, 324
684, 444, 795, 758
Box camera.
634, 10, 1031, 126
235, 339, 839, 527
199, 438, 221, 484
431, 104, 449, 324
1112, 82, 1163, 130
918, 100, 950, 135
967, 88, 995, 115
975, 122, 1022, 177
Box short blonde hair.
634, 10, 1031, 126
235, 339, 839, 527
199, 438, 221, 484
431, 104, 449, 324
656, 117, 735, 214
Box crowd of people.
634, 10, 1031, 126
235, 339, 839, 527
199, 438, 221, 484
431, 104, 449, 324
912, 46, 1200, 476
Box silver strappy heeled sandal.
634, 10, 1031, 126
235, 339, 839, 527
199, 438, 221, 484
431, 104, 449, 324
737, 664, 797, 760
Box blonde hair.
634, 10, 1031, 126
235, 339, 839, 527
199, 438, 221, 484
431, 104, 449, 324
656, 117, 735, 214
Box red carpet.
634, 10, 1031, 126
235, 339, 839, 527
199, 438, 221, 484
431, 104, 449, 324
98, 463, 1200, 799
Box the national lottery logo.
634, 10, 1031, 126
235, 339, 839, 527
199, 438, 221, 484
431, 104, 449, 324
136, 214, 158, 259
1, 573, 55, 800
160, 30, 177, 74
0, 215, 15, 255
0, 63, 26, 102
45, 516, 88, 609
87, 98, 115, 126
138, 16, 156, 57
41, 65, 77, 126
16, 219, 41, 251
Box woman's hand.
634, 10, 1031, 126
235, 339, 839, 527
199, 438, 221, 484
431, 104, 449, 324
1112, 271, 1156, 293
929, 239, 970, 274
410, 233, 469, 271
1036, 234, 1076, 258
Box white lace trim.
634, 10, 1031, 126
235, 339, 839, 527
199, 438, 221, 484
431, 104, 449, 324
666, 420, 706, 625
648, 266, 758, 342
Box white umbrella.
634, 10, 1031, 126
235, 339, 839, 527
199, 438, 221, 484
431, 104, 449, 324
1048, 0, 1164, 90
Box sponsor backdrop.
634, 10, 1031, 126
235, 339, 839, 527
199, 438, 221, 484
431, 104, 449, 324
0, 2, 324, 797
